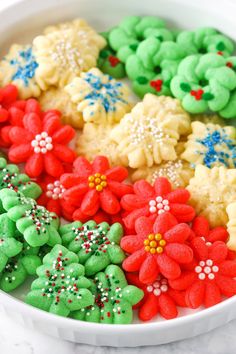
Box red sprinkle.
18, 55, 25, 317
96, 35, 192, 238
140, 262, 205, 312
108, 55, 120, 67
150, 79, 163, 92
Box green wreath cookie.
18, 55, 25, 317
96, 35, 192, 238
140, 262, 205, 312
71, 265, 144, 324
0, 213, 23, 272
60, 220, 125, 276
0, 189, 61, 247
0, 231, 41, 292
171, 53, 236, 114
126, 37, 186, 97
25, 245, 94, 317
176, 27, 235, 57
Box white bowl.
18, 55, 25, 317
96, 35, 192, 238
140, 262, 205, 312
1, 0, 236, 347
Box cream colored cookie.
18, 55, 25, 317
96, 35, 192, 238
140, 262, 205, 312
33, 24, 106, 90
181, 121, 236, 168
226, 203, 236, 251
39, 87, 84, 129
109, 94, 191, 169
187, 165, 236, 227
76, 122, 125, 166
0, 44, 41, 99
65, 68, 132, 124
191, 113, 225, 125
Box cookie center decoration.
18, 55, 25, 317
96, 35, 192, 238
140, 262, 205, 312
10, 47, 39, 86
148, 196, 170, 214
88, 173, 107, 192
31, 131, 53, 154
46, 181, 65, 200
146, 275, 168, 296
143, 233, 166, 254
195, 259, 219, 280
201, 236, 212, 247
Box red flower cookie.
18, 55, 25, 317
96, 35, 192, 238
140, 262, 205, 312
61, 155, 133, 221
7, 109, 76, 177
126, 272, 186, 321
121, 212, 193, 284
121, 177, 195, 230
169, 239, 236, 308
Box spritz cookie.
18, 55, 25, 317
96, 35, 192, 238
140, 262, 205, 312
0, 44, 41, 99
187, 165, 236, 227
110, 94, 191, 168
181, 121, 236, 168
226, 203, 236, 251
65, 68, 133, 124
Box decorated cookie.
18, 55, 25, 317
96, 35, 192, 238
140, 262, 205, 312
0, 188, 61, 247
110, 94, 191, 168
0, 231, 41, 292
7, 109, 75, 178
121, 213, 193, 283
176, 27, 235, 57
220, 89, 236, 119
126, 272, 186, 321
25, 245, 94, 317
61, 155, 133, 221
226, 203, 236, 251
126, 37, 186, 97
60, 220, 125, 276
0, 213, 23, 272
76, 123, 126, 166
192, 216, 229, 245
187, 165, 236, 227
171, 53, 236, 114
170, 240, 236, 308
121, 177, 195, 230
191, 113, 225, 125
0, 45, 40, 99
131, 147, 194, 188
181, 122, 236, 168
65, 68, 132, 124
71, 265, 143, 324
39, 88, 84, 129
33, 24, 106, 89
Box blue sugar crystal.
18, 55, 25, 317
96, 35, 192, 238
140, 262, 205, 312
10, 47, 38, 86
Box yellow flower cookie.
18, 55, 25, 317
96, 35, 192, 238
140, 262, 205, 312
65, 68, 132, 124
33, 24, 106, 89
0, 44, 41, 99
76, 123, 125, 166
109, 94, 191, 169
226, 203, 236, 251
39, 87, 84, 129
181, 121, 236, 168
187, 165, 236, 227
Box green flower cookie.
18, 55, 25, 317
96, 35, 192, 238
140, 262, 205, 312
177, 27, 235, 57
60, 220, 125, 276
0, 213, 22, 272
126, 37, 186, 97
0, 189, 61, 247
25, 245, 94, 317
171, 53, 236, 114
71, 265, 144, 324
0, 231, 41, 292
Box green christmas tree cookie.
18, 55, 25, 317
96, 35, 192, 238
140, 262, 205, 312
171, 53, 236, 114
71, 265, 144, 324
25, 245, 94, 317
0, 213, 22, 272
60, 220, 125, 276
0, 188, 61, 247
0, 231, 41, 292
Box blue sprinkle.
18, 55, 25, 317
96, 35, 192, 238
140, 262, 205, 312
83, 72, 128, 113
196, 128, 236, 168
10, 47, 38, 86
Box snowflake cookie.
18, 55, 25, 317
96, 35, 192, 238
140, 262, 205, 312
33, 25, 105, 89
187, 165, 236, 227
71, 265, 144, 324
110, 94, 191, 168
25, 245, 94, 317
181, 121, 236, 168
0, 189, 61, 247
60, 220, 125, 276
65, 68, 132, 124
0, 44, 40, 99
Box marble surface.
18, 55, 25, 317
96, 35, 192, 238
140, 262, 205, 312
0, 0, 236, 353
